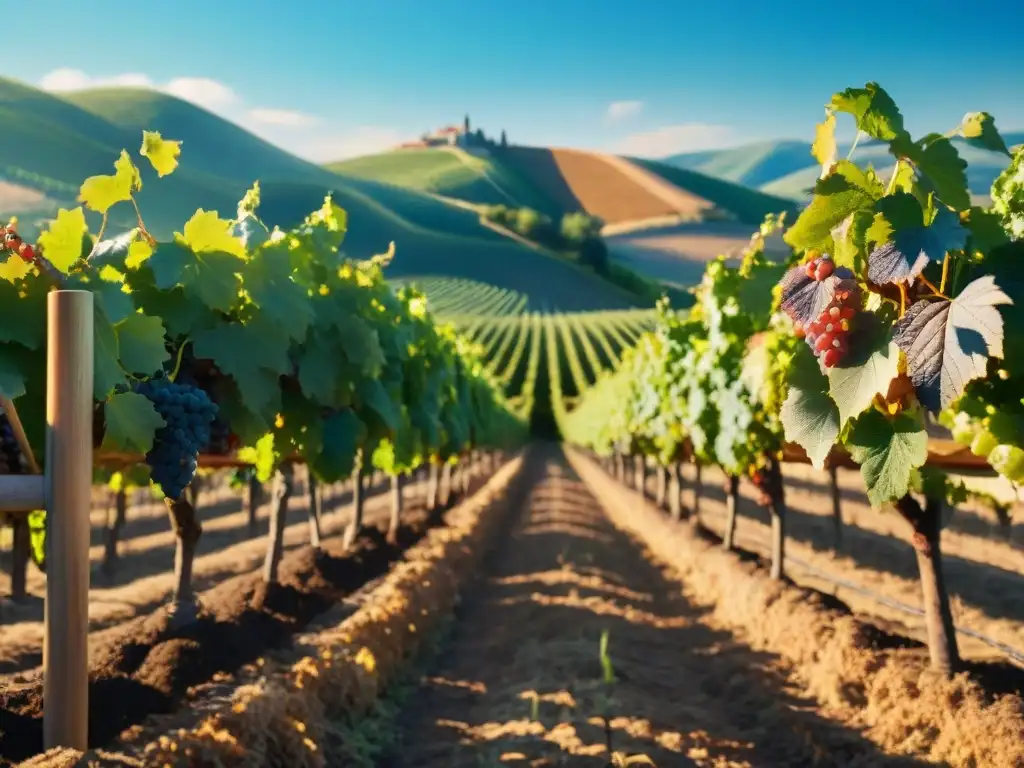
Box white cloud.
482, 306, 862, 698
37, 68, 411, 162
247, 107, 318, 128
39, 68, 154, 91
164, 77, 239, 111
606, 100, 644, 122
301, 127, 410, 162
612, 123, 742, 157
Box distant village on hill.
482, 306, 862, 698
399, 115, 508, 151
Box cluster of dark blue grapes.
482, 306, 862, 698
136, 378, 218, 501
0, 412, 24, 475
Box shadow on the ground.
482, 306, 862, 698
388, 446, 932, 767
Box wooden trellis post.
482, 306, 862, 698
0, 290, 94, 751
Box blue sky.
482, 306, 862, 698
6, 0, 1024, 161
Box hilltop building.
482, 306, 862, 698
398, 116, 506, 150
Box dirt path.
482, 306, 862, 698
388, 447, 915, 766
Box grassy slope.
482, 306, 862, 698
633, 158, 797, 224
667, 135, 1024, 201
664, 140, 814, 189
0, 78, 632, 312
328, 148, 560, 216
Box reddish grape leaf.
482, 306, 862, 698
892, 275, 1012, 411
778, 265, 856, 328
867, 202, 966, 285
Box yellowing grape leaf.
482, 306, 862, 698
0, 254, 33, 282
101, 392, 165, 454
812, 111, 837, 169
237, 433, 277, 483
140, 131, 182, 177
37, 207, 88, 274
79, 150, 141, 214
180, 209, 247, 259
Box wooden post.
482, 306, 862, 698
43, 289, 93, 751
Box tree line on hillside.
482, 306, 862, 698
480, 205, 609, 272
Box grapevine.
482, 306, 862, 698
560, 82, 1020, 677
0, 129, 526, 613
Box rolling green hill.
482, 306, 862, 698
665, 134, 1024, 202
63, 87, 339, 188
0, 77, 636, 312
630, 158, 797, 224
328, 147, 560, 216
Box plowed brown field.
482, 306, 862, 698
503, 148, 711, 224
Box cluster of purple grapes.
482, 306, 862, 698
0, 412, 25, 475
136, 378, 218, 501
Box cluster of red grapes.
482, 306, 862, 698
793, 255, 860, 369
2, 223, 37, 263
749, 467, 771, 506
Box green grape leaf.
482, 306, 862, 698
847, 409, 928, 507
780, 346, 840, 468
37, 207, 88, 274
895, 135, 971, 211
115, 313, 169, 376
830, 83, 906, 142
246, 244, 314, 342
101, 392, 165, 453
148, 241, 243, 312
296, 334, 352, 408
79, 150, 141, 214
94, 308, 127, 400
961, 206, 1010, 256
310, 408, 365, 483
339, 315, 386, 377
866, 195, 966, 285
956, 112, 1011, 157
140, 131, 182, 177
784, 161, 884, 252
233, 213, 270, 251
831, 210, 873, 274
357, 378, 401, 434
0, 345, 28, 399
192, 320, 289, 417
827, 317, 901, 427
0, 281, 46, 349
892, 276, 1011, 411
